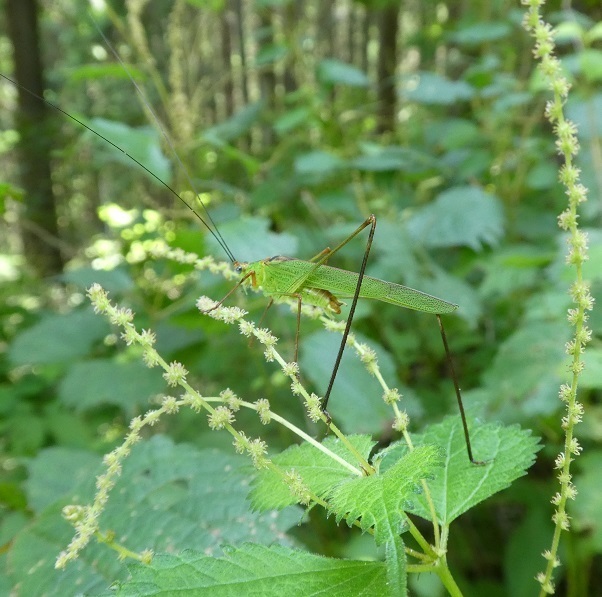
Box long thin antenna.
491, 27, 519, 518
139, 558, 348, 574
90, 16, 236, 263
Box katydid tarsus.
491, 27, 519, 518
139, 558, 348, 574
2, 32, 484, 465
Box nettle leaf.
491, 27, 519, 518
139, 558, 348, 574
482, 321, 569, 415
11, 436, 299, 596
300, 330, 422, 435
580, 348, 602, 389
60, 266, 134, 293
317, 59, 370, 87
328, 445, 443, 545
407, 185, 504, 250
250, 435, 376, 510
207, 215, 298, 263
58, 359, 166, 416
401, 71, 474, 105
85, 118, 171, 183
294, 150, 346, 175
450, 22, 512, 46
8, 308, 110, 366
203, 101, 264, 144
385, 535, 407, 597
110, 543, 389, 596
378, 418, 540, 525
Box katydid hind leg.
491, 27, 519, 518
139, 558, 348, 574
436, 314, 486, 465
321, 215, 377, 413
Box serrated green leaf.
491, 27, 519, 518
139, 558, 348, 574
250, 435, 376, 510
206, 215, 298, 263
300, 330, 422, 435
25, 447, 99, 512
317, 59, 370, 87
328, 445, 442, 545
11, 437, 299, 595
110, 543, 389, 596
203, 101, 264, 144
58, 359, 166, 415
294, 150, 346, 175
407, 185, 504, 250
255, 43, 288, 66
572, 451, 602, 551
401, 72, 474, 105
8, 308, 110, 365
379, 418, 540, 525
451, 22, 511, 46
85, 118, 171, 184
482, 321, 569, 414
60, 266, 134, 293
385, 535, 407, 597
579, 348, 602, 389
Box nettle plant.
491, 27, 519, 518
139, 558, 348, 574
16, 3, 587, 596
50, 243, 539, 596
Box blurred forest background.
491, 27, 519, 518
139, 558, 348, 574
1, 0, 601, 595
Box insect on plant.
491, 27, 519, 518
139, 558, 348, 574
2, 25, 484, 466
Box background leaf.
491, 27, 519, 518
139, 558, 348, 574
57, 359, 166, 415
8, 309, 110, 365
407, 186, 504, 250
10, 436, 300, 596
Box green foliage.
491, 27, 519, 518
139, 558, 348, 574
110, 544, 389, 596
8, 309, 110, 365
84, 118, 172, 183
406, 186, 504, 250
327, 445, 441, 544
250, 435, 378, 510
1, 1, 600, 594
9, 436, 299, 595
317, 59, 370, 87
380, 418, 541, 525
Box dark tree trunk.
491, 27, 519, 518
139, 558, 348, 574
233, 0, 249, 104
376, 4, 400, 134
282, 0, 300, 94
221, 2, 235, 117
257, 8, 276, 147
6, 0, 64, 276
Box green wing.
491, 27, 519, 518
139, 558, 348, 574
266, 260, 458, 314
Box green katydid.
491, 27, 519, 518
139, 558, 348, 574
209, 215, 483, 465
1, 30, 483, 465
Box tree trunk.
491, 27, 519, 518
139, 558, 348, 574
6, 0, 64, 276
376, 4, 400, 134
221, 2, 235, 117
257, 8, 276, 147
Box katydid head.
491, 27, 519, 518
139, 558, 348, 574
233, 261, 247, 274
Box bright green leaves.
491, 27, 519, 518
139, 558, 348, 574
317, 59, 370, 87
407, 185, 504, 251
8, 308, 110, 366
10, 436, 299, 596
249, 435, 377, 510
85, 118, 171, 183
58, 359, 166, 415
379, 418, 541, 525
401, 72, 475, 105
328, 445, 443, 545
111, 544, 389, 597
250, 436, 442, 547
